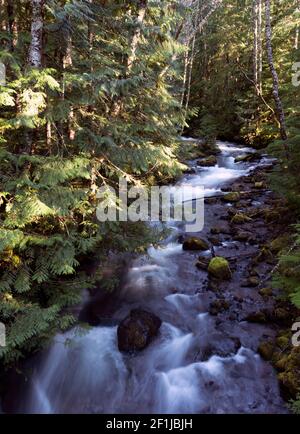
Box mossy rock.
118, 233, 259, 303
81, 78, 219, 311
197, 156, 217, 167
183, 237, 209, 251
231, 213, 252, 224
233, 231, 252, 242
274, 307, 290, 322
254, 181, 265, 189
208, 257, 232, 280
235, 154, 250, 163
258, 341, 274, 361
264, 210, 281, 223
276, 336, 290, 350
270, 234, 291, 254
276, 346, 300, 399
275, 356, 289, 372
259, 287, 273, 297
222, 192, 241, 203
254, 247, 273, 263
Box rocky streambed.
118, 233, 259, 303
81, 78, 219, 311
3, 139, 297, 414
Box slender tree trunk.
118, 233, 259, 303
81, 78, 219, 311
64, 27, 75, 141
181, 46, 189, 106
126, 0, 147, 75
265, 0, 288, 141
253, 0, 263, 95
0, 0, 7, 34
7, 0, 18, 50
253, 0, 259, 91
28, 0, 44, 68
258, 0, 263, 95
185, 34, 196, 114
295, 0, 300, 49
111, 1, 147, 117
24, 0, 44, 155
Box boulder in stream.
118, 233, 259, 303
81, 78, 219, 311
183, 237, 209, 251
222, 192, 240, 203
117, 309, 162, 352
208, 257, 232, 280
197, 156, 217, 167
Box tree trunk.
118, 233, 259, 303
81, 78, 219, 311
253, 0, 263, 95
185, 34, 196, 115
265, 0, 288, 141
295, 0, 300, 49
181, 46, 189, 106
258, 0, 263, 94
126, 0, 147, 75
111, 1, 147, 117
253, 0, 259, 91
28, 0, 44, 68
7, 0, 18, 50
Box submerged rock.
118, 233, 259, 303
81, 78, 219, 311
183, 237, 209, 251
117, 309, 162, 352
208, 257, 232, 280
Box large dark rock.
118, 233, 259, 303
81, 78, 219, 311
183, 237, 209, 251
117, 309, 162, 352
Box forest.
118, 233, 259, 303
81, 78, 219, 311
0, 0, 300, 416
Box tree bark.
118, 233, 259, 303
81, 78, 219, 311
253, 0, 263, 95
126, 0, 147, 75
185, 34, 196, 115
111, 1, 147, 117
181, 46, 189, 106
253, 0, 259, 91
265, 0, 288, 141
28, 0, 44, 68
7, 0, 18, 50
258, 0, 263, 94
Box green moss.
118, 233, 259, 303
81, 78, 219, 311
276, 336, 290, 349
231, 213, 252, 224
222, 192, 241, 203
259, 287, 273, 297
270, 234, 291, 254
208, 257, 232, 280
277, 347, 300, 399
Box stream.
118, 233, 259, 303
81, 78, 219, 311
6, 140, 288, 414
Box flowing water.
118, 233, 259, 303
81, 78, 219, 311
11, 140, 287, 414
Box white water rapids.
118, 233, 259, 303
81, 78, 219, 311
16, 140, 286, 414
